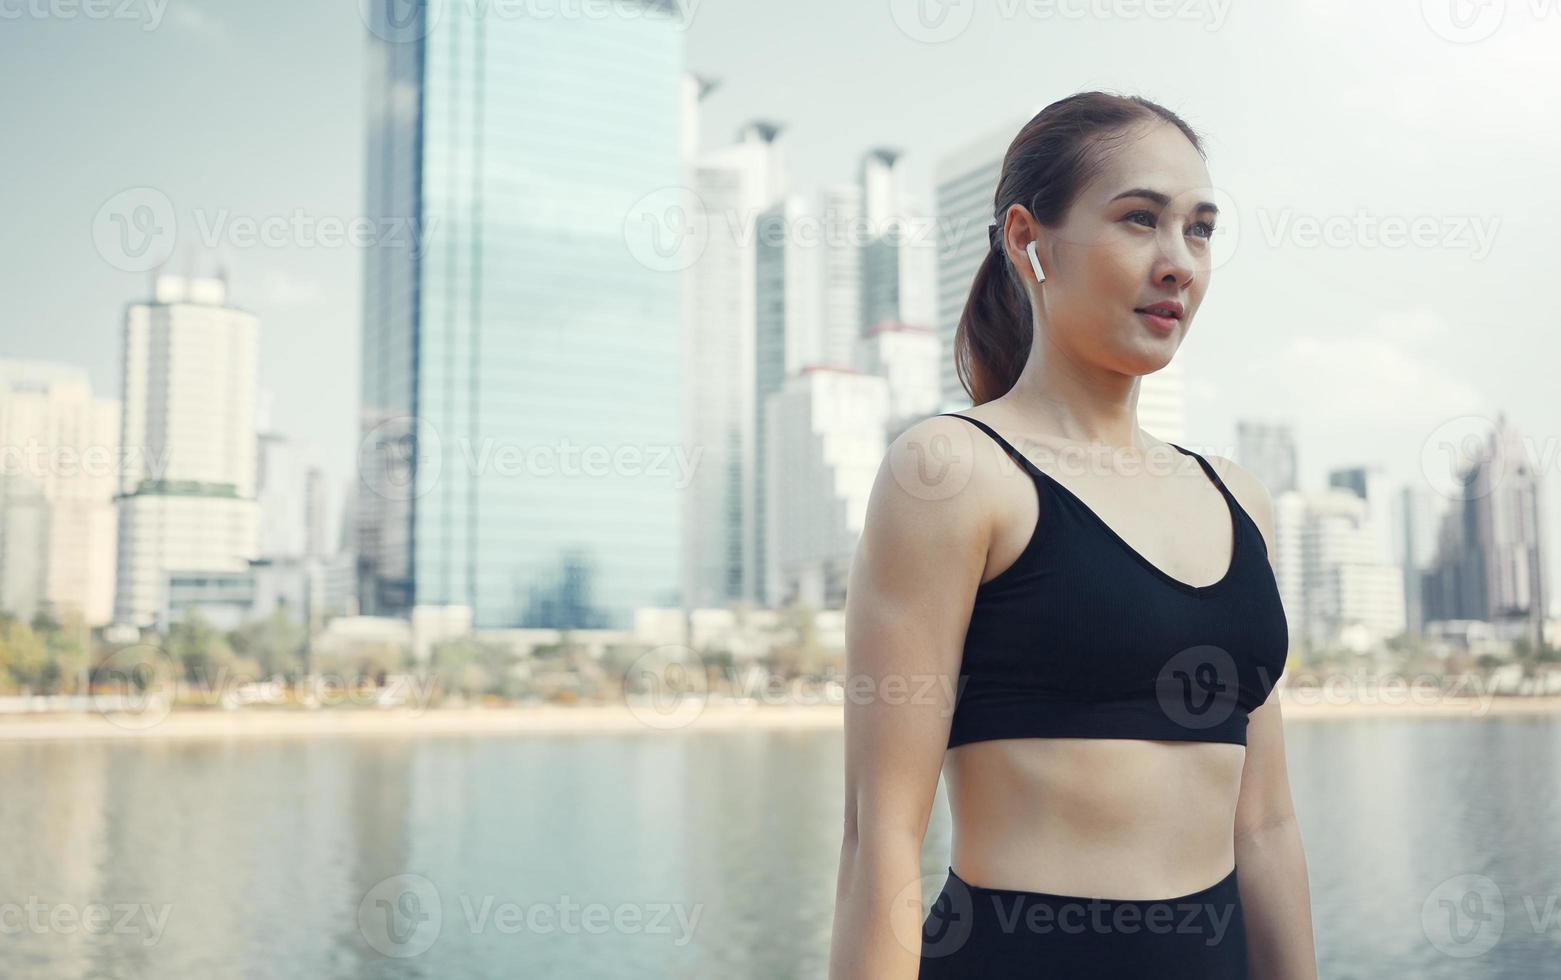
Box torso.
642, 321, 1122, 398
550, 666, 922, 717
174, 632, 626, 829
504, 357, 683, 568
945, 736, 1244, 899
941, 408, 1259, 900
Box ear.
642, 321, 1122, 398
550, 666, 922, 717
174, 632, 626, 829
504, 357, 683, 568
998, 204, 1043, 276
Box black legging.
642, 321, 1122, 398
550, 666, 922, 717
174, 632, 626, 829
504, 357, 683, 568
919, 864, 1249, 978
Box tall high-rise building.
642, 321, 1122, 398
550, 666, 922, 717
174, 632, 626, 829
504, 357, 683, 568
1328, 465, 1396, 565
304, 466, 329, 561
1272, 490, 1307, 652
357, 1, 686, 629
681, 104, 785, 612
752, 177, 876, 606
753, 193, 813, 608
256, 389, 308, 560
1394, 483, 1442, 636
1423, 486, 1482, 629
859, 148, 936, 336
1424, 415, 1549, 651
1237, 420, 1299, 496
1137, 361, 1187, 445
1476, 416, 1548, 629
1297, 489, 1407, 652
0, 361, 120, 625
766, 366, 889, 609
114, 274, 260, 628
1275, 461, 1411, 654
856, 322, 940, 442
816, 183, 865, 369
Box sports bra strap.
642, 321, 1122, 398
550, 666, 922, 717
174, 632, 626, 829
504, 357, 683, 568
1167, 443, 1236, 501
936, 413, 1039, 476
941, 414, 1230, 497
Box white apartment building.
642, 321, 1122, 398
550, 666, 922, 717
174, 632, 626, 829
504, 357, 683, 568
0, 361, 119, 624
114, 274, 260, 629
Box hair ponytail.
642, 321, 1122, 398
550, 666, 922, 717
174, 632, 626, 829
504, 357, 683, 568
952, 91, 1205, 406
955, 238, 1032, 407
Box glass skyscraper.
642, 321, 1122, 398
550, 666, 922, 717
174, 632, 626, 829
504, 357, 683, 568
358, 1, 685, 628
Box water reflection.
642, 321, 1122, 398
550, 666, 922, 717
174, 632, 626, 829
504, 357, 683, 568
0, 717, 1556, 978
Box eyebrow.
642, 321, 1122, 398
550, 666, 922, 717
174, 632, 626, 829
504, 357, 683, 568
1110, 187, 1219, 216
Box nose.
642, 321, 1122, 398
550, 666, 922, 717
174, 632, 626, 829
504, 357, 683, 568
1152, 225, 1198, 288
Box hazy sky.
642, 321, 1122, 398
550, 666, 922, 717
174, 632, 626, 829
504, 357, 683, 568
2, 0, 1558, 603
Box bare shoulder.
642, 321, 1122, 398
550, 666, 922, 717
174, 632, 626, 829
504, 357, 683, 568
874, 413, 1003, 531
1201, 452, 1277, 555
845, 415, 997, 672
852, 414, 1004, 599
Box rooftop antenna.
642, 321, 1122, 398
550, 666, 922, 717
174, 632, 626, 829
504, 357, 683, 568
692, 73, 721, 101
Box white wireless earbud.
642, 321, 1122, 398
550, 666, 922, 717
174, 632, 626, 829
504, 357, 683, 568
1026, 240, 1046, 283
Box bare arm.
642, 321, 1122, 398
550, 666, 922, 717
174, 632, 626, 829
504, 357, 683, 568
1217, 454, 1318, 980
827, 417, 993, 980
1235, 693, 1317, 980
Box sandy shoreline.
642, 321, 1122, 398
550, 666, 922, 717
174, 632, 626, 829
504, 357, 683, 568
0, 694, 1559, 742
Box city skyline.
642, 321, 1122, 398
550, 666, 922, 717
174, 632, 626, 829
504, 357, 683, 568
2, 2, 1559, 611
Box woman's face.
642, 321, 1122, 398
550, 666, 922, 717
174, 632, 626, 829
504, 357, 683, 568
1030, 121, 1216, 374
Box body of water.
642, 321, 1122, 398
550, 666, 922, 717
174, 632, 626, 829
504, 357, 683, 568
1, 716, 1558, 978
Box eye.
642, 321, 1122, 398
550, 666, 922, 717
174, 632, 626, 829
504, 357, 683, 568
1127, 210, 1216, 242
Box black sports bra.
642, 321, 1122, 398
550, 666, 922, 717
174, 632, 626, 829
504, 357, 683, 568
936, 413, 1289, 748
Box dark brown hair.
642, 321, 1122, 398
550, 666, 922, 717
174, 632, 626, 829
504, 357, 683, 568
953, 92, 1206, 405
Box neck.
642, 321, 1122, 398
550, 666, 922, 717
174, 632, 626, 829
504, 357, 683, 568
1002, 346, 1152, 454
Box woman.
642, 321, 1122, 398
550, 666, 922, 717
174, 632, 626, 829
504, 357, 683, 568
827, 92, 1317, 978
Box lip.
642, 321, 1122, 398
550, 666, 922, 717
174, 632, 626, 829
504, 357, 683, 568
1134, 300, 1183, 335
1134, 300, 1184, 319
1137, 310, 1179, 334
